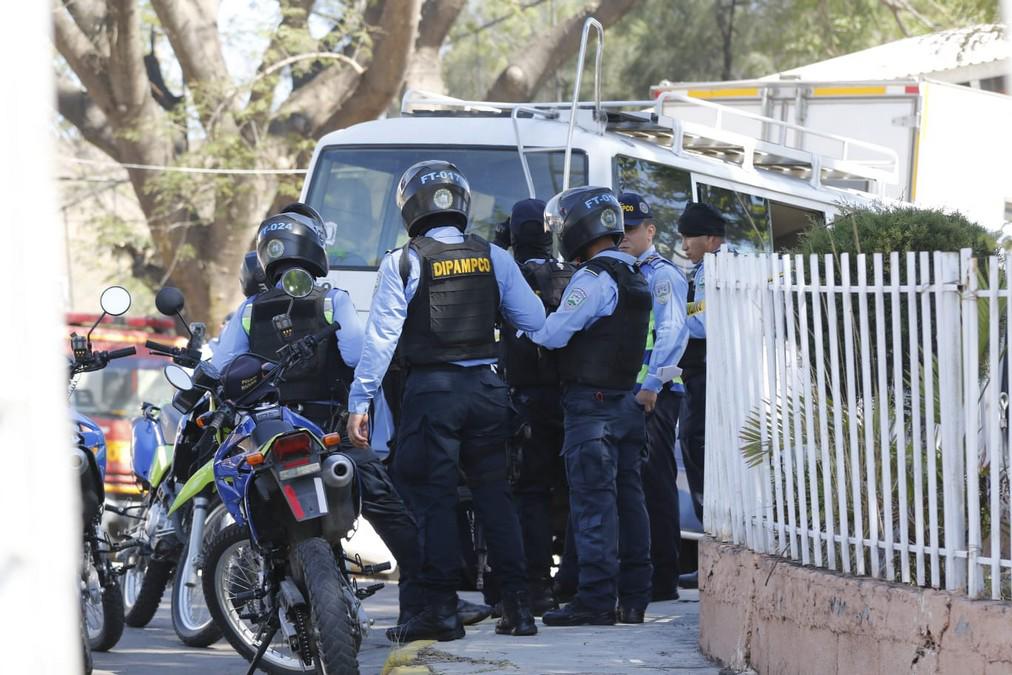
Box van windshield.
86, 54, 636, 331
305, 146, 587, 269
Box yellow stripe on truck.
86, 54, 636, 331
686, 88, 760, 99
812, 86, 887, 97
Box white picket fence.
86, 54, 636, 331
703, 248, 1012, 599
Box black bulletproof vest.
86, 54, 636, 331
501, 259, 576, 388
558, 255, 651, 390
400, 235, 501, 366
679, 275, 706, 375
247, 287, 353, 404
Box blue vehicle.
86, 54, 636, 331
165, 270, 385, 675
69, 286, 136, 659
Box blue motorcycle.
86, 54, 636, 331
164, 269, 386, 675
69, 286, 135, 657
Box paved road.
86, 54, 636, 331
94, 584, 718, 674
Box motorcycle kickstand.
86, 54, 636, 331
246, 614, 280, 675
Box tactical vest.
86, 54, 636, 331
501, 259, 575, 388
400, 235, 501, 366
679, 273, 706, 375
245, 287, 353, 404
636, 254, 685, 393
558, 255, 651, 390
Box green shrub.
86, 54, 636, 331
795, 205, 996, 258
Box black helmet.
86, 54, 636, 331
239, 251, 266, 297
256, 202, 328, 283
544, 187, 623, 262
396, 160, 471, 236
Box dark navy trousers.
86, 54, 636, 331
679, 370, 706, 522
511, 386, 566, 585
642, 387, 683, 595
561, 384, 652, 611
393, 365, 527, 605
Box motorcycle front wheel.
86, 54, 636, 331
171, 503, 231, 646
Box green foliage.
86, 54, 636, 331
795, 205, 997, 258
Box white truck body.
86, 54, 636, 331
650, 79, 1012, 229
301, 91, 902, 316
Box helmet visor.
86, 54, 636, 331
543, 193, 565, 235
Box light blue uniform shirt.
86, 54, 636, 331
348, 225, 546, 414
686, 261, 706, 340
637, 246, 690, 393
525, 249, 637, 349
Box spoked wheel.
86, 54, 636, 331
292, 538, 360, 675
171, 504, 232, 646
122, 553, 173, 628
82, 558, 125, 652
202, 524, 312, 675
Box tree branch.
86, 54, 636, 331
52, 4, 115, 115
484, 0, 641, 102
62, 0, 109, 56
150, 0, 236, 131
106, 0, 151, 119
405, 0, 467, 94
317, 0, 423, 134
57, 81, 121, 161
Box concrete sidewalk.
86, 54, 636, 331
94, 583, 718, 674
388, 589, 720, 675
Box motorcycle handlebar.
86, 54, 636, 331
145, 339, 178, 354
106, 347, 136, 360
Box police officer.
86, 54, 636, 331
527, 186, 653, 626
346, 160, 545, 642
617, 192, 690, 602
211, 203, 424, 624
676, 202, 727, 522
499, 198, 575, 616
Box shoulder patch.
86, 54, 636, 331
654, 279, 672, 304
563, 287, 588, 310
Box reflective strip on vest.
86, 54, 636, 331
241, 304, 253, 334
243, 294, 336, 335
636, 309, 685, 391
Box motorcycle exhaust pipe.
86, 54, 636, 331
71, 448, 90, 475
321, 453, 354, 489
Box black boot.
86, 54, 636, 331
386, 598, 464, 643
495, 591, 538, 636
542, 600, 615, 627
528, 581, 558, 616
456, 598, 492, 626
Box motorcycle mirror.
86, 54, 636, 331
155, 287, 186, 316
163, 364, 194, 391
280, 268, 314, 299
99, 286, 132, 316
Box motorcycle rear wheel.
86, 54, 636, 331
123, 554, 173, 628
203, 524, 312, 674
84, 574, 125, 652
293, 537, 360, 675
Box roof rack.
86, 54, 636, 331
398, 89, 898, 195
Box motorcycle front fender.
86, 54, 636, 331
148, 443, 175, 489
167, 459, 214, 516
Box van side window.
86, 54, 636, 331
696, 184, 772, 254
612, 155, 692, 261
697, 183, 826, 252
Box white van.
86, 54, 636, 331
300, 90, 898, 315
